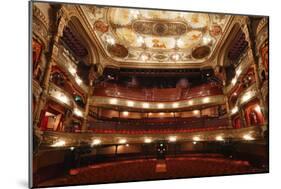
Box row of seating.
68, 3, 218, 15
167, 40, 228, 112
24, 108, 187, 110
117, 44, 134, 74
38, 156, 255, 187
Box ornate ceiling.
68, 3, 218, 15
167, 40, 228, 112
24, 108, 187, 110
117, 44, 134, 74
80, 6, 231, 65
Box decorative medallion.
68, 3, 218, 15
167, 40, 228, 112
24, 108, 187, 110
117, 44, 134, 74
209, 25, 222, 37
132, 20, 187, 36
192, 46, 211, 59
94, 20, 109, 33
107, 44, 129, 58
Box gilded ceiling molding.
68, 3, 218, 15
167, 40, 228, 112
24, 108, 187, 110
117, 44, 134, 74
32, 5, 49, 47
256, 17, 268, 50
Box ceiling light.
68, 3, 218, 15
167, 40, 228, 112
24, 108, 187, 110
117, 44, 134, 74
92, 139, 101, 146
119, 139, 127, 144
169, 136, 177, 142
193, 136, 201, 141
243, 134, 254, 141
51, 139, 66, 147
109, 98, 118, 105
203, 34, 212, 45
142, 103, 150, 108
157, 103, 164, 109
144, 138, 152, 143
216, 135, 224, 141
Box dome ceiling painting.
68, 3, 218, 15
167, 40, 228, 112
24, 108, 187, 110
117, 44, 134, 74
81, 6, 231, 64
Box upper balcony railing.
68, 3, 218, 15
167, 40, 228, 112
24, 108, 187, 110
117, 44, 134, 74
93, 82, 223, 102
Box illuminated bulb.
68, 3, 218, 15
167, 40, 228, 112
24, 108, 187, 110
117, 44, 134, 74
203, 35, 212, 45
243, 134, 254, 141
172, 102, 179, 108
105, 35, 115, 45
231, 106, 238, 114
92, 139, 101, 146
127, 101, 135, 107
171, 53, 180, 61
140, 53, 149, 61
193, 136, 201, 141
242, 92, 252, 103
233, 92, 237, 96
193, 141, 197, 145
119, 139, 127, 144
109, 98, 118, 105
123, 111, 129, 116
51, 139, 66, 147
137, 35, 144, 45
216, 135, 224, 141
159, 112, 164, 116
75, 77, 82, 85
254, 105, 261, 113
144, 138, 152, 143
125, 144, 129, 147
203, 97, 210, 103
176, 39, 184, 47
169, 136, 177, 142
157, 103, 164, 109
74, 108, 83, 117
188, 100, 194, 106
68, 67, 76, 75
70, 147, 75, 151
231, 78, 237, 85
142, 103, 150, 108
193, 110, 200, 115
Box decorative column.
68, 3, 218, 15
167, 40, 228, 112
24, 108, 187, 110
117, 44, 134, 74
224, 96, 233, 128
239, 107, 248, 128
243, 19, 268, 124
81, 66, 96, 132
33, 11, 68, 129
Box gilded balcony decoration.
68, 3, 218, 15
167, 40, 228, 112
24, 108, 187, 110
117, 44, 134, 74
80, 6, 231, 65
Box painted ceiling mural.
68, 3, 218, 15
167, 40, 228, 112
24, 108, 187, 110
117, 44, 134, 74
81, 6, 231, 64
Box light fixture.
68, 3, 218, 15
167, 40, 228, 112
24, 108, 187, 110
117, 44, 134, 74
127, 101, 135, 107
157, 103, 164, 109
142, 103, 150, 108
188, 100, 194, 106
193, 136, 201, 141
73, 108, 83, 117
51, 139, 66, 147
233, 92, 237, 96
203, 97, 210, 103
216, 135, 224, 141
243, 134, 254, 141
92, 139, 101, 146
231, 106, 238, 114
169, 136, 177, 142
119, 139, 127, 144
193, 110, 200, 115
109, 98, 118, 105
202, 34, 212, 45
144, 138, 152, 143
123, 111, 129, 116
75, 77, 82, 85
231, 78, 237, 85
68, 67, 76, 75
125, 144, 130, 147
254, 105, 261, 113
193, 141, 197, 145
172, 102, 179, 108
70, 146, 75, 151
